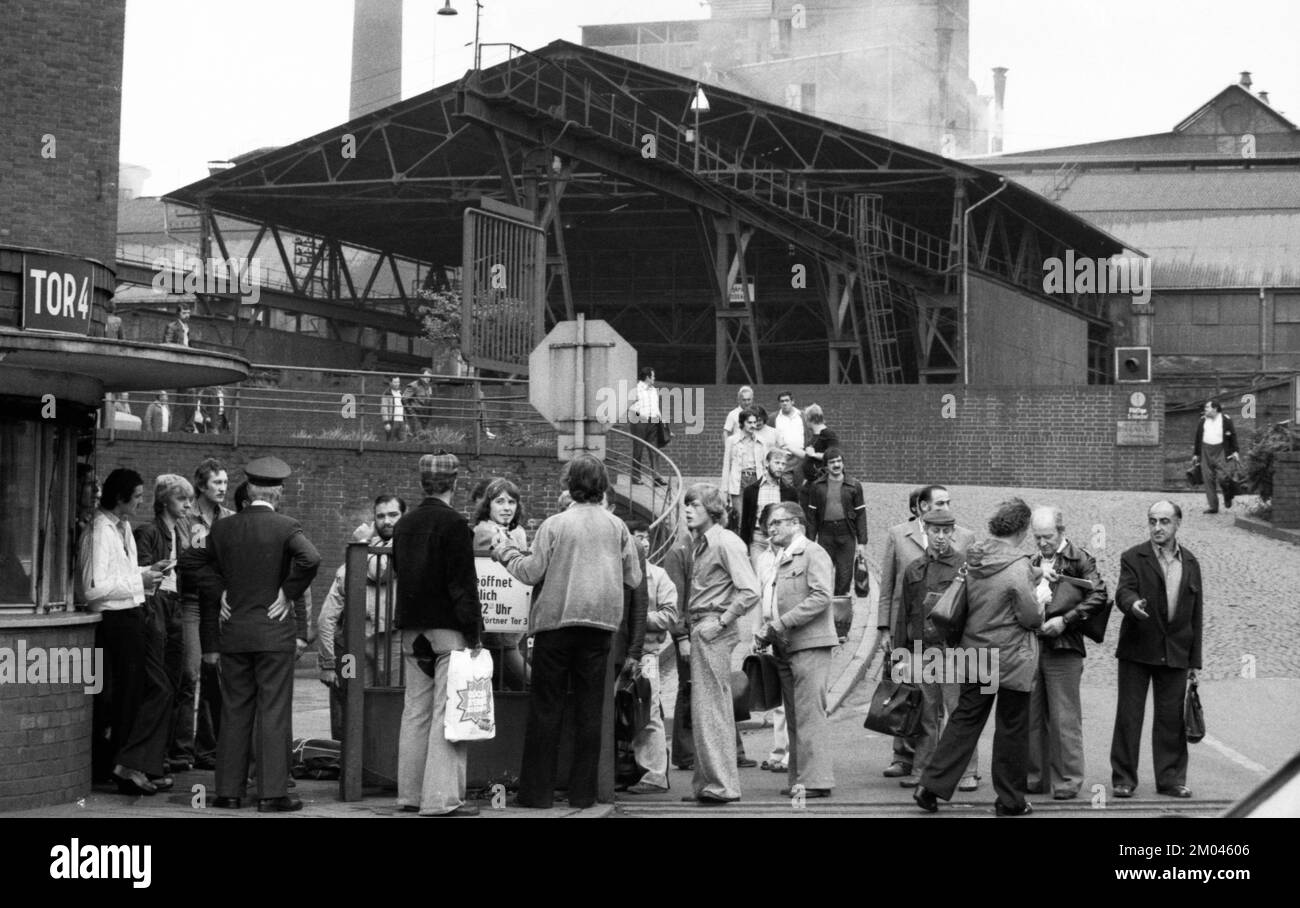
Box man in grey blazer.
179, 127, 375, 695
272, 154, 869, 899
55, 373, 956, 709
755, 502, 838, 798
876, 484, 975, 780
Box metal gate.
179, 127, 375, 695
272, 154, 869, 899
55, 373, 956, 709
460, 205, 546, 374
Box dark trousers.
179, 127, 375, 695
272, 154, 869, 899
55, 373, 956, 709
98, 605, 174, 777
196, 659, 222, 762
518, 626, 612, 809
920, 682, 1030, 811
1110, 659, 1189, 790
215, 651, 294, 799
153, 591, 191, 763
630, 420, 657, 481
816, 521, 856, 596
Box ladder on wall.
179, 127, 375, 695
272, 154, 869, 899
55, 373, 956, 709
854, 194, 905, 384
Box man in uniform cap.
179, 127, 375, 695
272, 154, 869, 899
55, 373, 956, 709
895, 508, 978, 788
392, 451, 484, 816
196, 456, 320, 812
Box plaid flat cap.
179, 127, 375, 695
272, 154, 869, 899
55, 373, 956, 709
419, 451, 460, 477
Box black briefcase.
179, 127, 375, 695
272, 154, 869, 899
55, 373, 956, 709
863, 676, 923, 738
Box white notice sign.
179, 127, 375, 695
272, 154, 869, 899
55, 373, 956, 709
476, 557, 531, 632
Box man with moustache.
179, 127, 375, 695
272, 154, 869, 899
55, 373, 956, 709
1110, 501, 1202, 800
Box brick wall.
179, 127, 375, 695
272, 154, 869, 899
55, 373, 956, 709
0, 1, 126, 268
96, 432, 573, 609
0, 618, 98, 811
657, 384, 1166, 491
1273, 452, 1300, 528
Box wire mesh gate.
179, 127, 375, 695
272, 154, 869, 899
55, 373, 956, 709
460, 206, 547, 375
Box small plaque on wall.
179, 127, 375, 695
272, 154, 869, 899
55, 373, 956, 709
1116, 420, 1160, 446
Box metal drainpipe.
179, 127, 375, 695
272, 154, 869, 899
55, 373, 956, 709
961, 177, 1008, 384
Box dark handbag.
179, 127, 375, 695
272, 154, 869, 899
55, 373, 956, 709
731, 669, 751, 722
614, 670, 652, 741
863, 661, 923, 738
853, 550, 871, 598
743, 652, 783, 712
1045, 579, 1113, 645
1184, 677, 1205, 744
655, 420, 672, 448
1185, 462, 1203, 488
925, 564, 969, 647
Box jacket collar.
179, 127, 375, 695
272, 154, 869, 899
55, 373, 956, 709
772, 533, 808, 565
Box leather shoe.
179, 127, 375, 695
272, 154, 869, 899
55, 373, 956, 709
1203, 508, 1219, 514
883, 761, 912, 778
112, 769, 157, 797
212, 796, 242, 809
898, 775, 919, 788
1112, 784, 1135, 798
995, 800, 1033, 816
780, 787, 830, 798
1158, 785, 1192, 799
146, 775, 174, 792
257, 796, 304, 813
1053, 790, 1079, 801
166, 758, 193, 773
424, 804, 479, 816
958, 775, 980, 792
913, 785, 938, 813
682, 793, 732, 804
736, 757, 757, 768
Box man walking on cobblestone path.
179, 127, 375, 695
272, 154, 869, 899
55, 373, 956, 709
1192, 400, 1239, 514
1110, 500, 1202, 800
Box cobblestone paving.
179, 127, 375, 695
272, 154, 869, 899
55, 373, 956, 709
859, 484, 1296, 687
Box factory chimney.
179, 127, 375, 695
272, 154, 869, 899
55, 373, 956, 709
350, 0, 403, 121
991, 67, 1008, 154
1239, 71, 1252, 89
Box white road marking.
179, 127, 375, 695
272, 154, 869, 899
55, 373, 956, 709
1201, 734, 1269, 775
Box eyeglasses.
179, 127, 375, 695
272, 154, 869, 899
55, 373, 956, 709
766, 517, 798, 529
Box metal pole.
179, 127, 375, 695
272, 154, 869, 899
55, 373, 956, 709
574, 313, 586, 454
961, 178, 1008, 385
232, 386, 240, 447
358, 375, 366, 454
340, 541, 367, 802
474, 378, 483, 456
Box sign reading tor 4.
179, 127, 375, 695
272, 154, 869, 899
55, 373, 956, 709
22, 253, 93, 334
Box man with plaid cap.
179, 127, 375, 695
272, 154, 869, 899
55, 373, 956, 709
392, 452, 484, 817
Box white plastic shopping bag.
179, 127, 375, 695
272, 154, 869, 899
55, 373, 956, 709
444, 648, 495, 742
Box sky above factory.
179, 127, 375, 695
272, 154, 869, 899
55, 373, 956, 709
119, 0, 1300, 197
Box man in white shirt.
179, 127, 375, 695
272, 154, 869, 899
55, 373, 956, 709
1191, 400, 1240, 514
629, 366, 666, 486
380, 376, 409, 441
722, 386, 755, 440
772, 391, 806, 489
79, 469, 171, 796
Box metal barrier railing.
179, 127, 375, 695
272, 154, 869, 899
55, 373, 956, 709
105, 364, 557, 454
603, 426, 685, 566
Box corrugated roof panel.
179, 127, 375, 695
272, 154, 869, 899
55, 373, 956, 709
1007, 169, 1300, 213
1089, 212, 1300, 288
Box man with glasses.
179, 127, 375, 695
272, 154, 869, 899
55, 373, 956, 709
754, 502, 837, 799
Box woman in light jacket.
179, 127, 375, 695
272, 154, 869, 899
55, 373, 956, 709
473, 478, 529, 689
915, 497, 1043, 816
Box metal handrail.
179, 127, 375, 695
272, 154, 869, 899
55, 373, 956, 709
605, 425, 685, 566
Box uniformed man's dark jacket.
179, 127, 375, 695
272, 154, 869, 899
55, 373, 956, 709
196, 505, 320, 653
1114, 541, 1202, 671
1031, 540, 1108, 657
391, 497, 483, 646
897, 548, 963, 645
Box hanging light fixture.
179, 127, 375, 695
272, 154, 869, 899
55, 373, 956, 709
437, 1, 459, 15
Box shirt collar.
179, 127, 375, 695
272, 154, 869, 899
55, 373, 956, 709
1152, 538, 1181, 561
249, 500, 275, 510
773, 533, 807, 562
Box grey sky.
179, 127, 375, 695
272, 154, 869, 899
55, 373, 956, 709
120, 0, 1300, 196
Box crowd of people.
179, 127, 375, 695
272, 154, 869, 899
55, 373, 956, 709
70, 380, 1207, 816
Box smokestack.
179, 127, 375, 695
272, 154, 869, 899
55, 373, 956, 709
1239, 71, 1252, 89
1259, 91, 1270, 105
350, 0, 403, 121
991, 67, 1008, 154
